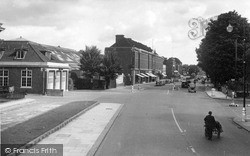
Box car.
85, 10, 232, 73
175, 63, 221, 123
155, 80, 165, 86
181, 80, 191, 88
188, 82, 196, 93
181, 82, 188, 88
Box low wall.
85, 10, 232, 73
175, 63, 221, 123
46, 89, 63, 96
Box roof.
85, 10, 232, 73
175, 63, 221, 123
0, 39, 81, 69
111, 35, 153, 52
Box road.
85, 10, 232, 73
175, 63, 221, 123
94, 82, 250, 156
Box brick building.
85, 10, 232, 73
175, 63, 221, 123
105, 35, 165, 85
0, 37, 80, 94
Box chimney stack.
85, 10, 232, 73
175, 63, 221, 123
116, 35, 124, 43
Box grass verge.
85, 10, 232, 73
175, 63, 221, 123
1, 101, 97, 151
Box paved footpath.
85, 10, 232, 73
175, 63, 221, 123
19, 103, 124, 156
0, 91, 107, 131
206, 89, 250, 132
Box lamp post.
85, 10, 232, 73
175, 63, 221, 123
227, 23, 247, 121
227, 24, 238, 82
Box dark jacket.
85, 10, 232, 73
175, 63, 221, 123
204, 114, 216, 128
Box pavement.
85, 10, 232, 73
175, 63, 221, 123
206, 89, 250, 132
0, 91, 124, 156
25, 103, 123, 156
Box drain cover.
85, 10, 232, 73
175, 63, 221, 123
56, 134, 71, 138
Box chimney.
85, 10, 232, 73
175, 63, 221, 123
116, 35, 124, 43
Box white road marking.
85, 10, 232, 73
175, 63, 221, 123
171, 108, 198, 155
171, 108, 183, 133
189, 146, 196, 153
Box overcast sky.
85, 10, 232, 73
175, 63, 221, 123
1, 0, 250, 64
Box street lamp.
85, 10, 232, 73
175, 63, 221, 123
227, 24, 238, 82
227, 23, 247, 121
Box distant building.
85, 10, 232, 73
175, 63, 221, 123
105, 35, 165, 85
0, 37, 80, 94
165, 57, 182, 78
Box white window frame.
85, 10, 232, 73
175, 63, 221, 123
0, 69, 9, 86
16, 50, 27, 59
0, 51, 4, 59
21, 68, 32, 88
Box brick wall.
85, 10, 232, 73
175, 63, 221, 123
7, 67, 44, 94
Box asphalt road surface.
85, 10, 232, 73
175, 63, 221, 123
94, 82, 250, 156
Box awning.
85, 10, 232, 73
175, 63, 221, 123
147, 73, 157, 77
140, 73, 149, 77
162, 73, 167, 77
146, 73, 151, 77
136, 74, 144, 78
151, 73, 157, 77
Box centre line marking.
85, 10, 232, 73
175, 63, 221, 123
171, 108, 183, 133
171, 108, 199, 155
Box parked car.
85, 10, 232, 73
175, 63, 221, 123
188, 82, 196, 93
156, 80, 165, 86
181, 80, 191, 88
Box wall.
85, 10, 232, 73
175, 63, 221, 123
140, 52, 149, 70
8, 67, 44, 94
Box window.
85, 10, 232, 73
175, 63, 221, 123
21, 69, 32, 88
0, 49, 4, 59
40, 51, 51, 60
0, 69, 9, 86
16, 50, 27, 59
45, 52, 51, 60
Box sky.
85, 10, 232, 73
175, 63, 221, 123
1, 0, 250, 65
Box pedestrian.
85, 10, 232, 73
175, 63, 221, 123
204, 111, 216, 140
225, 86, 228, 99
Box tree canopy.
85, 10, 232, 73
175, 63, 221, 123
196, 11, 250, 86
102, 49, 123, 80
182, 64, 199, 77
79, 46, 122, 89
79, 46, 103, 79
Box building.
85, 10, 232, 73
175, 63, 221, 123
165, 57, 182, 79
0, 37, 80, 95
105, 35, 165, 85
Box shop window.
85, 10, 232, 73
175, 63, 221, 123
21, 69, 32, 88
0, 69, 9, 86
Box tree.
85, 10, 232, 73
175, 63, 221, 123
188, 65, 199, 76
196, 11, 250, 87
101, 49, 122, 88
79, 46, 102, 79
181, 64, 189, 75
